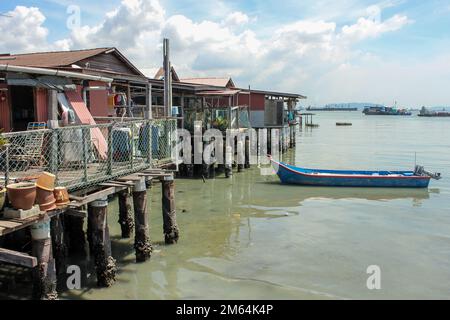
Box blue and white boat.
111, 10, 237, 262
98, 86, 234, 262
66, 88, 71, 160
270, 158, 440, 188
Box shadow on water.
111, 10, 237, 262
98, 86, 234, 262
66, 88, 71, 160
260, 180, 435, 203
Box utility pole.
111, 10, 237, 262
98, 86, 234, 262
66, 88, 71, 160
163, 38, 172, 118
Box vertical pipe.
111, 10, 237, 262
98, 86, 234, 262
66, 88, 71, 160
161, 175, 179, 244
88, 197, 117, 287
107, 124, 113, 176
5, 144, 9, 186
82, 127, 88, 183
118, 190, 134, 239
133, 178, 152, 262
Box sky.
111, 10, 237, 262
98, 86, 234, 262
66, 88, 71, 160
1, 0, 450, 107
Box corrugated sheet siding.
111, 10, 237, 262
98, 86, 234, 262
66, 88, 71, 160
78, 53, 139, 75
35, 88, 48, 123
0, 84, 11, 132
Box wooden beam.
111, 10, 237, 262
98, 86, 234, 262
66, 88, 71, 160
0, 248, 38, 268
65, 209, 87, 218
68, 186, 127, 208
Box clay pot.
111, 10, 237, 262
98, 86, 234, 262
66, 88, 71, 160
0, 186, 6, 211
39, 200, 57, 212
6, 183, 37, 210
54, 187, 70, 207
36, 187, 56, 206
36, 172, 56, 191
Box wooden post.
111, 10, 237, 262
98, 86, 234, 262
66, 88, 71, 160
245, 137, 251, 169
237, 140, 244, 172
65, 214, 86, 255
88, 197, 117, 287
118, 190, 134, 239
161, 175, 179, 244
225, 145, 233, 178
50, 214, 67, 277
31, 219, 58, 300
133, 178, 152, 262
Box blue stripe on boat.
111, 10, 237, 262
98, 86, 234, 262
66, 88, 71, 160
271, 160, 430, 188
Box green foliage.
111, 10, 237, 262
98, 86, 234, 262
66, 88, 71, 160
0, 129, 7, 147
212, 117, 229, 131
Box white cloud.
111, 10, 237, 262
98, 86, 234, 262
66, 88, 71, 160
0, 6, 49, 53
3, 1, 440, 106
340, 13, 412, 41
224, 11, 250, 26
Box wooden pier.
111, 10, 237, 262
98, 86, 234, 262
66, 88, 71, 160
0, 169, 178, 299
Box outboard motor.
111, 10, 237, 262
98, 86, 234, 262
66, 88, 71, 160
414, 165, 442, 180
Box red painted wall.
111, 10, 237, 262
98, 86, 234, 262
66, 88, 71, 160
35, 88, 48, 123
213, 92, 265, 111
0, 84, 10, 132
88, 81, 109, 117
241, 92, 265, 111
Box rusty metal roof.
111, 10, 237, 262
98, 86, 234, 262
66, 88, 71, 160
5, 48, 110, 68
4, 47, 145, 79
196, 89, 248, 96
180, 77, 235, 88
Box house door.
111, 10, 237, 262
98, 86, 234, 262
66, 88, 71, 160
10, 86, 35, 131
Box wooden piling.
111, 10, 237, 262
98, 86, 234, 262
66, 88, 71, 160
50, 214, 67, 277
88, 197, 116, 287
133, 178, 152, 262
31, 219, 58, 300
225, 146, 233, 178
161, 175, 179, 244
245, 137, 251, 169
118, 190, 134, 238
64, 215, 86, 254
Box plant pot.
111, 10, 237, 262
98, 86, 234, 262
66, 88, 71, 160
39, 200, 57, 212
0, 186, 6, 211
36, 187, 56, 206
36, 172, 56, 191
54, 187, 70, 207
6, 183, 37, 210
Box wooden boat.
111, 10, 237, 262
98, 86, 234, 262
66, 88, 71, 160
270, 158, 439, 188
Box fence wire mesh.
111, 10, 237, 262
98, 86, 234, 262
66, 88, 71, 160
0, 119, 177, 191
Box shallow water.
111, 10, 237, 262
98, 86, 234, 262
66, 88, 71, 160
62, 112, 450, 300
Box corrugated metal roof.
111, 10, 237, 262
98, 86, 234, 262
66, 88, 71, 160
180, 77, 235, 88
196, 90, 248, 96
6, 48, 110, 68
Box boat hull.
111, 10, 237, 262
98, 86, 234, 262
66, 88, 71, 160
271, 160, 431, 188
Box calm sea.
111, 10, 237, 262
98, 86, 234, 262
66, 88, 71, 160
61, 111, 450, 300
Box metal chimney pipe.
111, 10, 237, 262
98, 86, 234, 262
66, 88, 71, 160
163, 38, 172, 118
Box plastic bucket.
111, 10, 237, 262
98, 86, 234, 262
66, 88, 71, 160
30, 219, 51, 240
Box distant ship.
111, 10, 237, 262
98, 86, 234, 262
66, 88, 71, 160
363, 106, 412, 116
418, 107, 450, 117
307, 106, 358, 111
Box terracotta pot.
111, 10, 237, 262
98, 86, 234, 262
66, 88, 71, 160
54, 187, 70, 207
36, 187, 56, 205
39, 200, 57, 212
36, 172, 56, 191
6, 183, 37, 210
0, 186, 6, 211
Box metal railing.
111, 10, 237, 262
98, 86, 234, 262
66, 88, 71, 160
0, 119, 177, 191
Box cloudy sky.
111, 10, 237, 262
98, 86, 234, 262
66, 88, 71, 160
1, 0, 449, 107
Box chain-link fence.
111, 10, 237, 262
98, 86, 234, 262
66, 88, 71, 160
0, 119, 177, 191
